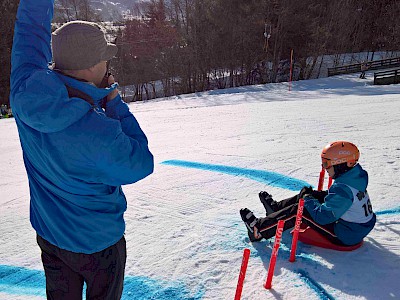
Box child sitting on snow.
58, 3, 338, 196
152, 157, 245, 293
240, 141, 376, 246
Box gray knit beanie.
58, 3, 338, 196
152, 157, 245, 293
52, 21, 117, 70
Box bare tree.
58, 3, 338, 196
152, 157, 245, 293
54, 0, 100, 22
0, 0, 20, 106
114, 1, 179, 101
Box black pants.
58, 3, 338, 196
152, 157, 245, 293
37, 235, 126, 300
257, 194, 345, 245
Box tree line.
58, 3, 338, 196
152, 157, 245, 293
1, 0, 400, 105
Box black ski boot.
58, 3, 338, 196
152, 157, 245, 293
259, 191, 277, 215
240, 208, 262, 242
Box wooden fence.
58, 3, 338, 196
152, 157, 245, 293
328, 57, 400, 77
374, 68, 400, 85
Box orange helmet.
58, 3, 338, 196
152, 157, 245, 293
321, 141, 360, 169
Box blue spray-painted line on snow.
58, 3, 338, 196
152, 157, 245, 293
0, 264, 204, 300
161, 160, 311, 191
375, 206, 400, 216
0, 265, 45, 298
297, 269, 335, 300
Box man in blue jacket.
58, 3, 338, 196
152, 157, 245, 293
240, 141, 376, 246
11, 0, 154, 298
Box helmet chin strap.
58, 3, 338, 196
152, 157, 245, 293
332, 163, 352, 179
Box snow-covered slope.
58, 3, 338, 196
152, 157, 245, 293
0, 73, 399, 299
54, 0, 143, 21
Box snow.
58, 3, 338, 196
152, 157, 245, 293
0, 72, 399, 299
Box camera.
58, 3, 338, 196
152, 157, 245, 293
99, 72, 112, 88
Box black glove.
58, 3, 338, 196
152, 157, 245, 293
299, 186, 313, 199
311, 190, 328, 203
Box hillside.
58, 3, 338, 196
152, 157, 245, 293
0, 73, 399, 299
54, 0, 144, 21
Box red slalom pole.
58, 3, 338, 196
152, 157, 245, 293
289, 198, 304, 262
328, 176, 333, 188
234, 248, 250, 300
318, 167, 325, 191
264, 220, 285, 289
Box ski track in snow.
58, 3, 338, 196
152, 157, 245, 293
1, 73, 400, 299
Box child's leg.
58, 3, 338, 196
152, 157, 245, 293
257, 203, 299, 240
301, 210, 346, 245
259, 192, 299, 215
274, 194, 300, 210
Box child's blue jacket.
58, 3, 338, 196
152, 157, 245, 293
304, 164, 376, 245
11, 0, 154, 253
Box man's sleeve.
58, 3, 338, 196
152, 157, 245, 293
93, 95, 154, 186
105, 94, 149, 146
11, 0, 54, 94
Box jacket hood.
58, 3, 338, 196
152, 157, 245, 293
335, 164, 368, 191
11, 69, 116, 133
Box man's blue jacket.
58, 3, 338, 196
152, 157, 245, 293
10, 0, 154, 253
